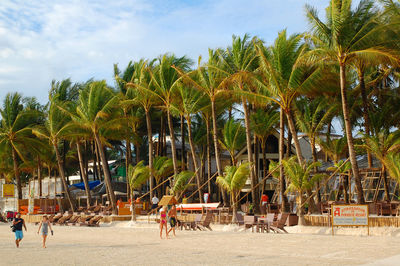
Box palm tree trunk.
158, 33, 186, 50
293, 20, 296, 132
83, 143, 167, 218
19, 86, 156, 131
211, 98, 228, 205
94, 141, 102, 181
53, 143, 75, 211
126, 140, 131, 200
242, 98, 258, 211
262, 140, 267, 193
180, 115, 186, 170
145, 109, 154, 200
359, 73, 373, 168
167, 108, 179, 177
298, 194, 305, 226
206, 118, 212, 194
340, 63, 365, 204
382, 166, 390, 201
285, 110, 303, 165
94, 133, 117, 214
343, 174, 349, 204
38, 156, 42, 197
231, 191, 238, 223
187, 118, 203, 203
76, 142, 92, 206
279, 109, 289, 212
12, 148, 22, 200
286, 130, 292, 158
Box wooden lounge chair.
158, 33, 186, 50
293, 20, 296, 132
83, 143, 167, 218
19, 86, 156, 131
51, 213, 63, 224
196, 212, 213, 231
270, 213, 289, 233
56, 214, 73, 226
81, 216, 102, 227
66, 215, 81, 226
87, 216, 103, 227
90, 205, 102, 215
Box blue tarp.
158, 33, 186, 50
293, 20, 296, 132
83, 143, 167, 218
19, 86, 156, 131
70, 180, 101, 190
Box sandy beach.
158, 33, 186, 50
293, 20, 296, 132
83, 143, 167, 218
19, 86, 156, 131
1, 222, 400, 265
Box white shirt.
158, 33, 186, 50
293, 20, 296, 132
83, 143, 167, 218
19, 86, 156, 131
152, 196, 159, 205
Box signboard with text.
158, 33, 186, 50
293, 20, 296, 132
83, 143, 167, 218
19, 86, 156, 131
331, 204, 369, 235
2, 184, 15, 198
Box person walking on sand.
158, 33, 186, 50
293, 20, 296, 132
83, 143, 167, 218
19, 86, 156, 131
167, 205, 177, 237
37, 215, 53, 248
13, 213, 27, 248
159, 206, 168, 239
151, 195, 159, 210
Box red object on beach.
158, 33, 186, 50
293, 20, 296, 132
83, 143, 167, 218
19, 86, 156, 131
176, 203, 220, 211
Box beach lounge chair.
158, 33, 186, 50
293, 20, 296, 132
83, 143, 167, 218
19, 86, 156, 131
90, 205, 102, 215
81, 216, 103, 227
196, 212, 213, 231
66, 215, 81, 226
270, 213, 289, 233
56, 214, 73, 225
51, 213, 63, 224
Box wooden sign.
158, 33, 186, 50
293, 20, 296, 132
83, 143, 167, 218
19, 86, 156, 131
331, 204, 369, 235
2, 184, 14, 198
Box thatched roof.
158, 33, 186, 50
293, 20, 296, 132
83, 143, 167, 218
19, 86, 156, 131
159, 195, 178, 206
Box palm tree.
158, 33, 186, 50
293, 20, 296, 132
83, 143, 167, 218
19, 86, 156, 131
127, 161, 150, 221
220, 118, 246, 166
216, 163, 250, 222
221, 34, 259, 208
304, 0, 400, 203
0, 93, 42, 199
361, 131, 400, 200
32, 101, 77, 211
250, 107, 279, 186
173, 51, 230, 205
284, 156, 325, 225
295, 97, 335, 165
172, 85, 209, 202
150, 54, 192, 177
73, 81, 123, 214
172, 170, 195, 198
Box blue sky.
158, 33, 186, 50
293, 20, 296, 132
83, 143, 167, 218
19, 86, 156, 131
0, 0, 335, 103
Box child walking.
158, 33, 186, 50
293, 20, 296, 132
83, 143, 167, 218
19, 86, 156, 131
37, 215, 53, 248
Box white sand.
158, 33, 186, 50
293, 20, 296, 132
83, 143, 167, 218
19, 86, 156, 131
1, 222, 400, 265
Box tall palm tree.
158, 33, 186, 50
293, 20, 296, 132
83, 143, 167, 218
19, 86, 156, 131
221, 34, 259, 207
150, 54, 192, 177
295, 97, 335, 165
217, 163, 250, 222
32, 101, 77, 211
250, 108, 279, 183
73, 81, 123, 214
304, 0, 400, 203
173, 51, 230, 205
0, 93, 42, 199
172, 85, 209, 202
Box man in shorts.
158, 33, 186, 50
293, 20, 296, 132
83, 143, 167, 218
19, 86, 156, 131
13, 213, 27, 248
167, 205, 177, 237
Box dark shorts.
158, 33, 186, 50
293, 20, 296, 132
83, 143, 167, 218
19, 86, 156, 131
169, 217, 176, 228
151, 204, 158, 209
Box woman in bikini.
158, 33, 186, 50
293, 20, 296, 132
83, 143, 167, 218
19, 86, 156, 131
159, 207, 168, 239
37, 215, 53, 248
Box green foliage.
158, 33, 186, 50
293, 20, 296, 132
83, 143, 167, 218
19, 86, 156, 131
153, 156, 175, 183
283, 156, 326, 194
128, 161, 150, 190
216, 162, 250, 194
220, 118, 246, 163
172, 171, 195, 194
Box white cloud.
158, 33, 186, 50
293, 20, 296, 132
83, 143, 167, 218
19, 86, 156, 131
0, 0, 338, 103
